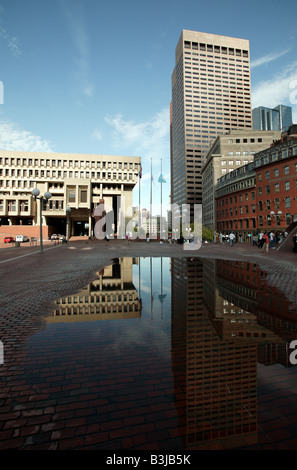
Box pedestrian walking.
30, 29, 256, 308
229, 231, 235, 247
105, 234, 109, 245
269, 231, 275, 249
261, 232, 269, 253
258, 231, 264, 248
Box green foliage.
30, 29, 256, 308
202, 225, 214, 242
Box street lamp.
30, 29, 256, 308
32, 188, 52, 253
66, 205, 71, 241
270, 210, 282, 228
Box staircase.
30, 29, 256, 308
276, 222, 297, 252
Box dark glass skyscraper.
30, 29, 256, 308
252, 104, 292, 132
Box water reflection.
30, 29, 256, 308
171, 258, 297, 450
28, 257, 297, 449
48, 258, 142, 322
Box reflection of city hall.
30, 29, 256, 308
47, 258, 141, 323
171, 257, 297, 449
0, 151, 141, 241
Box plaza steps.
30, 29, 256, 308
276, 222, 297, 252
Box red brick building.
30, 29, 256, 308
216, 162, 256, 240
215, 125, 297, 241
254, 128, 297, 232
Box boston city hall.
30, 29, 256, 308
0, 150, 141, 241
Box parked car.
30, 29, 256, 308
4, 236, 15, 243
15, 235, 29, 243
51, 234, 58, 240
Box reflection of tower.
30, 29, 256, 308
171, 258, 257, 450
48, 258, 141, 323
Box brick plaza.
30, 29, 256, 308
0, 238, 297, 450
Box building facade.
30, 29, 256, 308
252, 105, 293, 132
202, 129, 280, 229
170, 30, 253, 220
254, 126, 297, 232
0, 151, 141, 242
215, 125, 297, 239
215, 161, 256, 238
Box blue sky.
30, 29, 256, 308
0, 0, 297, 212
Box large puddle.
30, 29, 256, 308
9, 257, 297, 449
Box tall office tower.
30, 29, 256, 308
252, 104, 293, 132
171, 30, 252, 219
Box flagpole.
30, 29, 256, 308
160, 158, 162, 240
150, 158, 152, 239
138, 167, 141, 242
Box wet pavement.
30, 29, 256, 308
0, 239, 297, 451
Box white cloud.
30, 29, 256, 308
0, 26, 21, 56
251, 48, 291, 69
104, 107, 170, 165
252, 61, 297, 111
91, 128, 102, 141
104, 108, 170, 210
0, 121, 54, 152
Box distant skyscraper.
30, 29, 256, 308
252, 104, 292, 132
170, 30, 252, 219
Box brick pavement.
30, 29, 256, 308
0, 238, 297, 450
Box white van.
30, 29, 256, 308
15, 235, 29, 242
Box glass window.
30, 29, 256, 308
285, 181, 290, 191
68, 189, 75, 203
80, 190, 87, 203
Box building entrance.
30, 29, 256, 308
73, 221, 89, 236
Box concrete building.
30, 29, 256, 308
170, 30, 253, 221
202, 129, 281, 229
0, 150, 141, 242
252, 104, 293, 132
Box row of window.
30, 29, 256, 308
0, 199, 65, 212
184, 41, 249, 57
218, 213, 293, 230
217, 196, 294, 218
258, 179, 295, 194
255, 145, 297, 167
0, 157, 139, 171
258, 163, 297, 180
222, 158, 251, 165
0, 171, 136, 188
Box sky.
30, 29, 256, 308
0, 0, 297, 213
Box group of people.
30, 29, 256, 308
214, 229, 289, 253
253, 230, 288, 252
